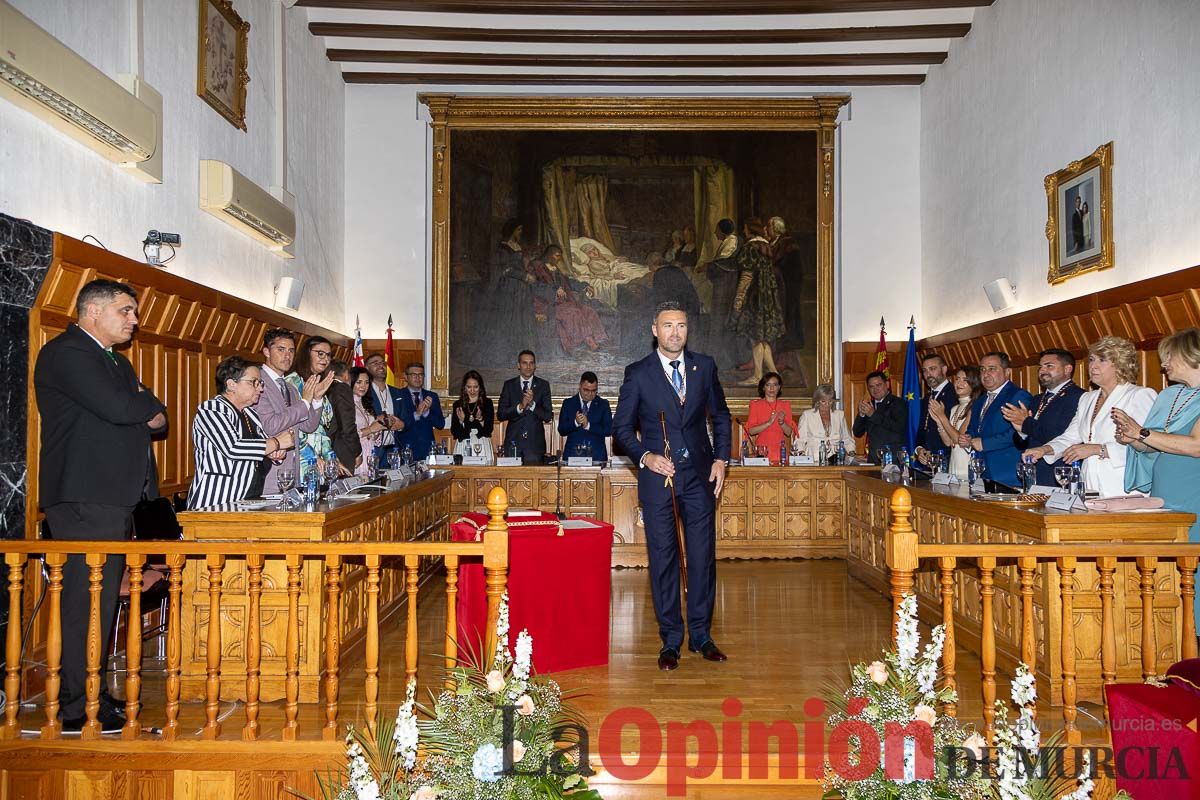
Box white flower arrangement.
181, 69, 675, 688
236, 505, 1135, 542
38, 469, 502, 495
292, 592, 600, 800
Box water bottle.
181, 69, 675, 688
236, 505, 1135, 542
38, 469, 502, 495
742, 439, 750, 460
1071, 460, 1084, 499
780, 439, 788, 466
900, 448, 911, 482
883, 448, 894, 468
838, 441, 847, 466
818, 440, 828, 466
301, 451, 319, 506
402, 444, 414, 465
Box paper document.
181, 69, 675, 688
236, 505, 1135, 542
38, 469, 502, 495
560, 518, 602, 529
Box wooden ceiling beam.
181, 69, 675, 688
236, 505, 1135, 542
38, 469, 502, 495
298, 0, 991, 14
328, 50, 947, 66
342, 71, 926, 85
309, 22, 972, 44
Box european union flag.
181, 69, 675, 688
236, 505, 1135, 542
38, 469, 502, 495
902, 321, 921, 453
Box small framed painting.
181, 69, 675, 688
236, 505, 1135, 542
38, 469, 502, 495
197, 0, 250, 131
1045, 142, 1113, 284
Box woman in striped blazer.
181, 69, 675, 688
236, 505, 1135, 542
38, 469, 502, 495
188, 356, 293, 509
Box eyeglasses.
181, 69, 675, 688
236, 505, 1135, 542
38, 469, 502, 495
238, 378, 266, 388
312, 350, 332, 359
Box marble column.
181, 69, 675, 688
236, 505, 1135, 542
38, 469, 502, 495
0, 213, 53, 540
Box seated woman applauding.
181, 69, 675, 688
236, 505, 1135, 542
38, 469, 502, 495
188, 356, 293, 508
745, 372, 794, 464
795, 382, 856, 460
1023, 336, 1156, 496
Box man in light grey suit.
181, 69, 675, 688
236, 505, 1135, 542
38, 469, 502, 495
254, 327, 333, 490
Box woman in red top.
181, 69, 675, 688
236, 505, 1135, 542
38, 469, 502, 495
745, 372, 794, 464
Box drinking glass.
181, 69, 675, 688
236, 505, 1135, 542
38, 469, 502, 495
473, 441, 483, 458
388, 450, 402, 471
1016, 460, 1035, 492
756, 444, 769, 459
1053, 464, 1073, 490
276, 468, 295, 509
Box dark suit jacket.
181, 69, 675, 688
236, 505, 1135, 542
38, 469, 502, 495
1014, 381, 1085, 485
34, 324, 166, 509
852, 394, 908, 455
395, 388, 445, 461
498, 376, 553, 461
613, 350, 731, 502
557, 394, 613, 461
326, 380, 362, 469
967, 381, 1035, 487
918, 382, 957, 453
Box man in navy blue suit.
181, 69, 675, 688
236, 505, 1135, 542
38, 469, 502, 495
1003, 348, 1084, 486
396, 361, 445, 461
914, 353, 957, 465
362, 352, 409, 466
613, 301, 732, 672
965, 351, 1034, 488
557, 371, 612, 461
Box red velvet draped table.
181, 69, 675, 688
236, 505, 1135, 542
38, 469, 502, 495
452, 510, 613, 673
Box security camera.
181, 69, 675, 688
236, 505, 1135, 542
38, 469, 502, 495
143, 229, 181, 266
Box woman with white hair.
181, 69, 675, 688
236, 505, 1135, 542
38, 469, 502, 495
796, 383, 856, 459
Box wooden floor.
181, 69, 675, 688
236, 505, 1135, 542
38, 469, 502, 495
67, 560, 1112, 798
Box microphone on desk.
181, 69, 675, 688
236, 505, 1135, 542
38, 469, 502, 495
554, 446, 566, 519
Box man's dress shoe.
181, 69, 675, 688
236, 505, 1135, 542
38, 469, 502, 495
657, 647, 680, 671
689, 640, 728, 662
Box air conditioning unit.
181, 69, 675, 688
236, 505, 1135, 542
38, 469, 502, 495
0, 1, 159, 170
199, 160, 297, 257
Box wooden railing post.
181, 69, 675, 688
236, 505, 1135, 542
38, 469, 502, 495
937, 556, 957, 717
444, 554, 459, 678
364, 553, 381, 735
123, 553, 145, 739
80, 553, 106, 740
283, 554, 303, 741
163, 553, 184, 741
483, 487, 510, 661
885, 487, 917, 644
1057, 556, 1080, 744
323, 555, 342, 741
3, 553, 24, 739
404, 554, 420, 685
1097, 556, 1118, 689
41, 552, 66, 740
243, 553, 263, 741
202, 554, 225, 740
978, 556, 997, 741
1136, 556, 1159, 680
1180, 556, 1198, 660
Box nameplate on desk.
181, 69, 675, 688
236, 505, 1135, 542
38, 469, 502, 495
428, 454, 455, 466
1045, 490, 1087, 511
742, 457, 771, 466
463, 456, 491, 466
931, 472, 954, 486
788, 456, 814, 466
497, 457, 523, 467
282, 487, 303, 506
567, 456, 594, 467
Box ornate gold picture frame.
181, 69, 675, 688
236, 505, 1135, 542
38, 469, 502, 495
196, 0, 249, 131
419, 94, 847, 402
1045, 141, 1114, 284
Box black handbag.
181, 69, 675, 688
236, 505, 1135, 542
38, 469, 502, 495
131, 496, 182, 541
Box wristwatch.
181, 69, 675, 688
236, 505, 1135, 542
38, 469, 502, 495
1138, 427, 1151, 441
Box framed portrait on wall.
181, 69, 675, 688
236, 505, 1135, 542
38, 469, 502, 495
1045, 142, 1113, 284
196, 0, 249, 131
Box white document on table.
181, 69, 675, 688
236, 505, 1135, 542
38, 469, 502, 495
560, 519, 602, 529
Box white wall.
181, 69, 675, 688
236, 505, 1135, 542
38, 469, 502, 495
921, 0, 1200, 336
343, 84, 924, 352
0, 0, 346, 332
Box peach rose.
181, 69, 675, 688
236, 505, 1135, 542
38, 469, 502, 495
485, 669, 506, 694
962, 733, 987, 760
913, 704, 937, 726
867, 661, 889, 685
515, 694, 536, 716
409, 788, 437, 800
511, 739, 528, 763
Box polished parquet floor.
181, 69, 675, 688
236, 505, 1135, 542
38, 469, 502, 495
93, 560, 1110, 798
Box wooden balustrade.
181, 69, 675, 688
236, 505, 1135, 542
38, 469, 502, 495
884, 486, 1200, 744
0, 502, 509, 744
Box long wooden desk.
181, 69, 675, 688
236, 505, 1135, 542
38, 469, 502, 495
176, 472, 451, 701
447, 463, 877, 566
844, 472, 1194, 703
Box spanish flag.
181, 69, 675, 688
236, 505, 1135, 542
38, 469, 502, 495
874, 317, 890, 380
385, 315, 398, 386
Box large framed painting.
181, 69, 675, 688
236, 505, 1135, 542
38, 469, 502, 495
421, 95, 847, 405
196, 0, 249, 131
1045, 142, 1114, 284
